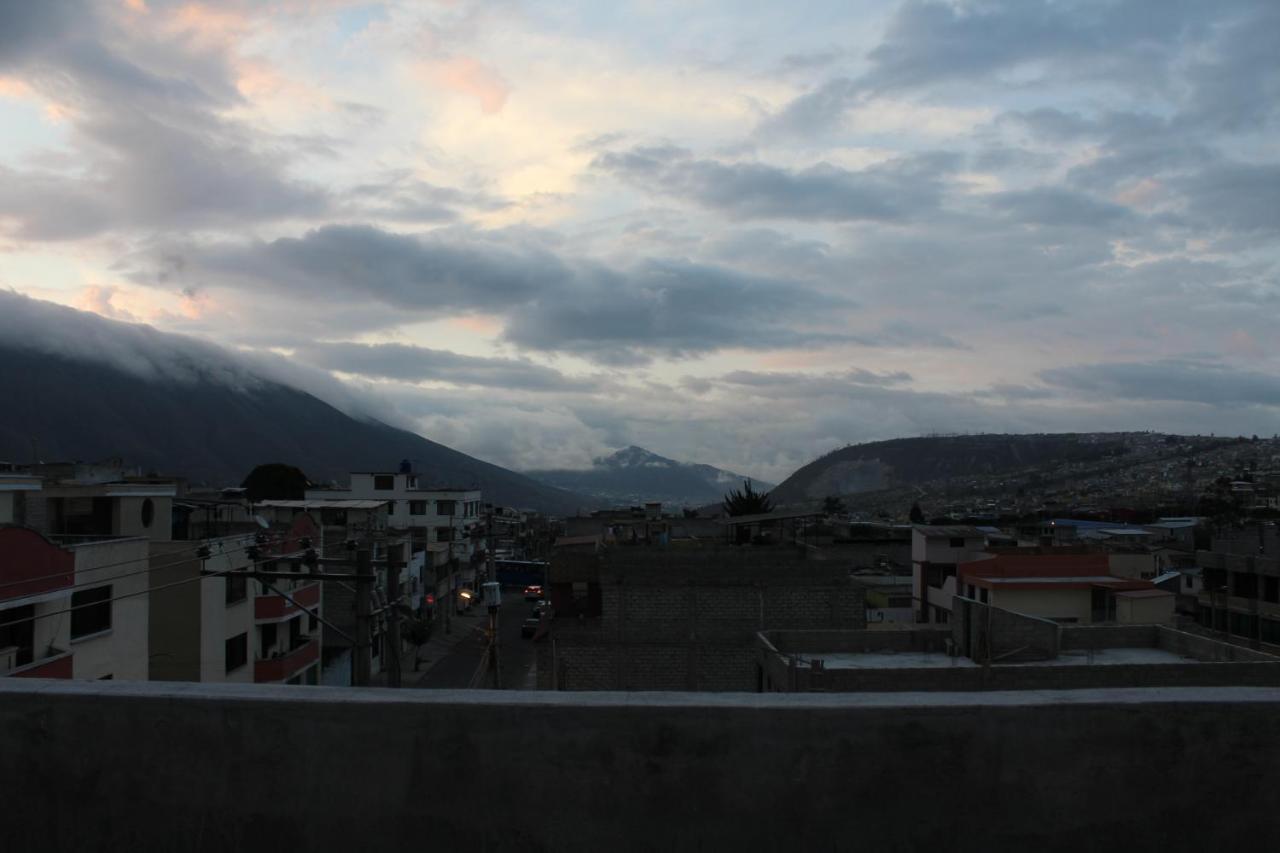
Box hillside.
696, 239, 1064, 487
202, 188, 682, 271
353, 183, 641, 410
0, 345, 585, 514
527, 445, 773, 507
770, 433, 1135, 504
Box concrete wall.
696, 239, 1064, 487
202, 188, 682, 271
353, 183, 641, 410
953, 596, 1060, 662
538, 548, 864, 691
1116, 593, 1175, 625
4, 681, 1280, 853
989, 587, 1092, 623
69, 539, 150, 681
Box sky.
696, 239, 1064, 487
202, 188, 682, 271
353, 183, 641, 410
1, 0, 1278, 482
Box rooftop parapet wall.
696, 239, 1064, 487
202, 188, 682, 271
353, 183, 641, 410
5, 681, 1280, 853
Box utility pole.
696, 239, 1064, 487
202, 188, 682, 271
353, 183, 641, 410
354, 549, 373, 687
443, 509, 453, 636
386, 542, 403, 687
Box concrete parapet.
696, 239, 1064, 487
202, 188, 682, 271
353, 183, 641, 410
3, 680, 1280, 852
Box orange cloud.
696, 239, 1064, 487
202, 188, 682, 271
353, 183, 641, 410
430, 56, 510, 114
449, 314, 503, 336
0, 77, 34, 100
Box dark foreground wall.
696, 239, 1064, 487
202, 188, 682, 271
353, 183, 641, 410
4, 681, 1280, 853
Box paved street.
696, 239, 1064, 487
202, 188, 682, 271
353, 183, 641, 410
411, 590, 539, 689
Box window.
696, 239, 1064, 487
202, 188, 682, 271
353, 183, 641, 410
410, 501, 427, 516
1264, 577, 1279, 604
924, 563, 955, 588
373, 475, 395, 491
225, 633, 248, 673
0, 605, 35, 667
1262, 618, 1280, 646
70, 586, 112, 639
949, 537, 965, 548
289, 615, 303, 648
437, 500, 456, 516
308, 613, 318, 633
225, 573, 247, 605
1233, 572, 1258, 600
437, 526, 456, 543
979, 588, 989, 604
371, 633, 381, 659
260, 623, 278, 655
140, 498, 154, 528
1229, 612, 1257, 638
1184, 575, 1195, 590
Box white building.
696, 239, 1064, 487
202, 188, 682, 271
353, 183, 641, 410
910, 525, 989, 624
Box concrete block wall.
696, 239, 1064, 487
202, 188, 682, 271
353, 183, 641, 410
542, 546, 865, 691
9, 681, 1280, 853
953, 596, 1059, 662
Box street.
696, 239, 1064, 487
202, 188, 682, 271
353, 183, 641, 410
411, 590, 539, 689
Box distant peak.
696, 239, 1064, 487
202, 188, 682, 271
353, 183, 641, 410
597, 445, 675, 468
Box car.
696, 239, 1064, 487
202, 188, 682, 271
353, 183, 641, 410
523, 584, 543, 601
532, 600, 553, 618
521, 617, 541, 638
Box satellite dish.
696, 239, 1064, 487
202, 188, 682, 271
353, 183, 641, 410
254, 515, 270, 530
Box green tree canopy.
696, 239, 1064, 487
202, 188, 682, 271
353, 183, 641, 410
241, 463, 312, 503
909, 502, 926, 523
723, 479, 773, 517
822, 495, 847, 516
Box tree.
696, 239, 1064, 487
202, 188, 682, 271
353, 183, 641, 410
909, 502, 926, 523
241, 463, 312, 503
822, 495, 847, 517
722, 479, 773, 516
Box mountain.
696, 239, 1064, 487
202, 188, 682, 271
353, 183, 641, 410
526, 445, 774, 507
769, 433, 1137, 505
0, 297, 585, 513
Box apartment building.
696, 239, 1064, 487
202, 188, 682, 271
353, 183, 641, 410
149, 512, 323, 685
1, 472, 153, 680
1195, 524, 1280, 649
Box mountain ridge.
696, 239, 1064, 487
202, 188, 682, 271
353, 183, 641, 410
527, 445, 774, 507
0, 343, 586, 514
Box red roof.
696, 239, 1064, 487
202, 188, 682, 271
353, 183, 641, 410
960, 553, 1158, 593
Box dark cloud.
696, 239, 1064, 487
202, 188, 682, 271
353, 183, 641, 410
594, 145, 954, 223
1040, 360, 1280, 407
761, 0, 1263, 139
1177, 163, 1280, 235
987, 187, 1134, 228
130, 225, 855, 364
720, 368, 913, 390
142, 224, 569, 311
295, 341, 598, 393
502, 257, 856, 364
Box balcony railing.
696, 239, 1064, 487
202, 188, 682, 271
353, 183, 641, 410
253, 638, 319, 683
254, 580, 321, 621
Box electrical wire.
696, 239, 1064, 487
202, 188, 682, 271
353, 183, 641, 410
0, 532, 302, 594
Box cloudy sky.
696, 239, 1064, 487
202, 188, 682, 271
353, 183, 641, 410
1, 0, 1278, 481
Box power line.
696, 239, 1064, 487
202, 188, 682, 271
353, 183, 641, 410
0, 536, 214, 590
8, 564, 248, 626
0, 532, 301, 594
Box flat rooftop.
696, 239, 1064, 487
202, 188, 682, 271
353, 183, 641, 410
803, 647, 1204, 670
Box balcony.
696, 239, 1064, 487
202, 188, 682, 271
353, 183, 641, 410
253, 638, 319, 683
6, 650, 72, 679
255, 580, 321, 621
